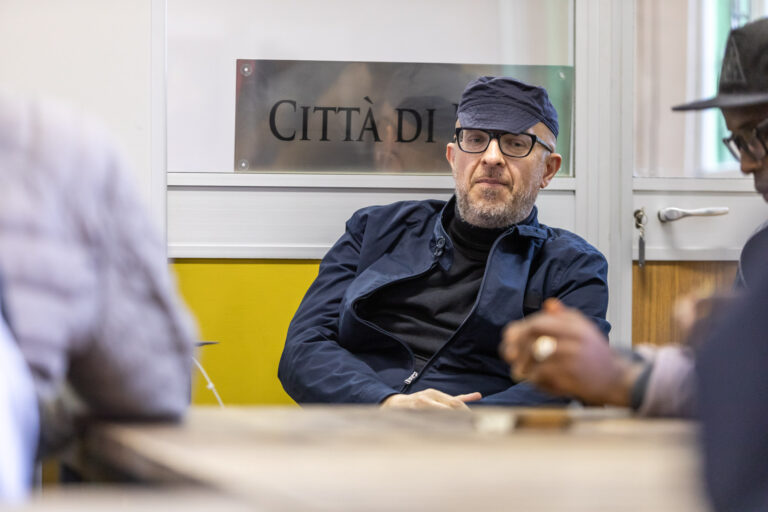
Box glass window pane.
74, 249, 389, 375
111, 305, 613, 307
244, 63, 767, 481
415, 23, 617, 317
635, 0, 768, 178
167, 0, 575, 176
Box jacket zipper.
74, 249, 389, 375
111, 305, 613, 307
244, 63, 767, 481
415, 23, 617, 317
405, 232, 510, 392
351, 260, 440, 386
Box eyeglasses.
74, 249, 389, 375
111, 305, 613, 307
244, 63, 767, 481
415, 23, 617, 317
723, 117, 768, 162
454, 128, 554, 158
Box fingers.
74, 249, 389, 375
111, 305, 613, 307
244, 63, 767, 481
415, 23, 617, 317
417, 389, 474, 410
455, 392, 483, 403
500, 321, 548, 379
500, 303, 599, 363
500, 300, 601, 382
523, 309, 598, 340
542, 297, 564, 313
500, 303, 627, 405
381, 389, 481, 410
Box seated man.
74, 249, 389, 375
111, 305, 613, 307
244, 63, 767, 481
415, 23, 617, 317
0, 90, 197, 455
499, 17, 768, 418
279, 76, 610, 409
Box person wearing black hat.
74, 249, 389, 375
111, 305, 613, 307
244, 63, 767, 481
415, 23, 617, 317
279, 76, 610, 409
499, 15, 768, 464
673, 17, 768, 512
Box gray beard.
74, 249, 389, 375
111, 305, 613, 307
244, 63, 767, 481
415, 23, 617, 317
455, 186, 538, 229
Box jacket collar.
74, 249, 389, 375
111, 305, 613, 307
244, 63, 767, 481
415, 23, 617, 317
431, 196, 547, 270
433, 196, 547, 242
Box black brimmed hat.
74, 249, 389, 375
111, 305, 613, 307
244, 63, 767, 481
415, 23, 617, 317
673, 17, 768, 111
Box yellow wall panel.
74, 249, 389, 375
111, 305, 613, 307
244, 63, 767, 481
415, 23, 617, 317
173, 259, 320, 406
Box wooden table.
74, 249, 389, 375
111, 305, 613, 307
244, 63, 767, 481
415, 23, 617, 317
65, 406, 709, 511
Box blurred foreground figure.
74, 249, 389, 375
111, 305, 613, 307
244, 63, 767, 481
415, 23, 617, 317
0, 91, 197, 461
500, 17, 768, 417
696, 265, 768, 512
0, 294, 38, 502
500, 17, 768, 512
677, 17, 768, 512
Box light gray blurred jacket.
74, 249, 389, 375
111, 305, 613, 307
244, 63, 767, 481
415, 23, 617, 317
0, 92, 196, 452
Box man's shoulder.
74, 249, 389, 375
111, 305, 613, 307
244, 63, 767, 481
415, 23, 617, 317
539, 224, 606, 261
348, 199, 446, 228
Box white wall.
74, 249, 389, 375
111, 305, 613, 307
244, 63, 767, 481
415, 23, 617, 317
0, 0, 157, 211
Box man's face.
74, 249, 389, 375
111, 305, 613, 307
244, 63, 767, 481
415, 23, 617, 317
446, 122, 561, 228
722, 102, 768, 202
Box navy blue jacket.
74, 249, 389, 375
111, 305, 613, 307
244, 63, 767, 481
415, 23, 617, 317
278, 198, 610, 405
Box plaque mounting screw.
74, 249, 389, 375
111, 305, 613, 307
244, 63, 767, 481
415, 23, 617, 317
239, 63, 253, 77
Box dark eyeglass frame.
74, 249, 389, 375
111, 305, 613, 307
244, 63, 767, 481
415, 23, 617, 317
454, 128, 554, 158
723, 117, 768, 162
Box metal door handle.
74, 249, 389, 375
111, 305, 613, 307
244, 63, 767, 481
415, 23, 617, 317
657, 207, 729, 222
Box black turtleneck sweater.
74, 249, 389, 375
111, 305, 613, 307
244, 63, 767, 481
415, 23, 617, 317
357, 207, 506, 372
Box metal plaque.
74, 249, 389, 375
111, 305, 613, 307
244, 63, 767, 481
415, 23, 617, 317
234, 60, 573, 175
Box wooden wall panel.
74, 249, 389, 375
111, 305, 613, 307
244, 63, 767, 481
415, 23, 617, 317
632, 261, 738, 346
